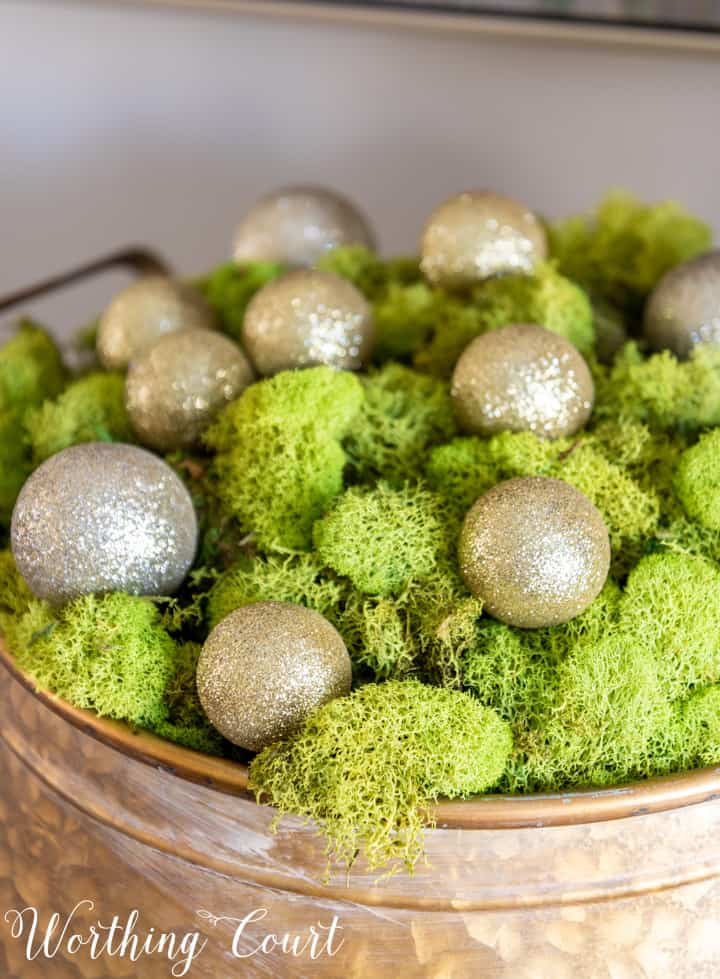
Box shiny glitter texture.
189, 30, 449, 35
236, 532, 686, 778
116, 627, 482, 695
451, 324, 594, 439
125, 328, 255, 452
10, 442, 198, 606
644, 250, 720, 358
196, 601, 352, 751
97, 276, 215, 370
232, 185, 376, 267
420, 191, 548, 288
242, 269, 374, 375
459, 476, 611, 628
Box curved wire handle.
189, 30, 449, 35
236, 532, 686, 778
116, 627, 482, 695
0, 247, 171, 313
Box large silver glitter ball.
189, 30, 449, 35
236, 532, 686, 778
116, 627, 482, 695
459, 477, 610, 628
125, 328, 255, 453
197, 601, 352, 751
242, 269, 374, 375
644, 251, 720, 358
97, 276, 215, 370
420, 190, 548, 288
11, 443, 198, 606
232, 185, 376, 267
451, 324, 594, 439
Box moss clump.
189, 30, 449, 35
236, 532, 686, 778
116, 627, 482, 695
415, 263, 594, 376
671, 686, 720, 769
313, 483, 447, 597
153, 641, 226, 755
205, 367, 363, 550
0, 321, 67, 415
673, 430, 720, 530
13, 592, 177, 728
595, 343, 720, 432
249, 679, 511, 874
25, 372, 134, 464
549, 190, 711, 317
195, 262, 284, 341
343, 363, 457, 484
207, 553, 343, 629
0, 412, 33, 526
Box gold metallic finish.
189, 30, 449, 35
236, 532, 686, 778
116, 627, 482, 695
451, 323, 594, 438
242, 268, 374, 375
10, 442, 198, 606
459, 476, 610, 628
644, 250, 720, 358
232, 185, 376, 267
420, 190, 548, 288
96, 275, 215, 370
197, 601, 352, 752
125, 327, 255, 452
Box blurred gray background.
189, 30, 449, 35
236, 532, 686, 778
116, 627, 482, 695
2, 0, 719, 338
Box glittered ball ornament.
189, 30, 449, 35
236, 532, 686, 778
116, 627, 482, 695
11, 442, 197, 606
125, 328, 255, 452
197, 601, 352, 751
232, 185, 376, 267
459, 476, 610, 628
451, 324, 594, 439
420, 191, 548, 288
97, 276, 215, 370
242, 269, 374, 375
644, 250, 720, 358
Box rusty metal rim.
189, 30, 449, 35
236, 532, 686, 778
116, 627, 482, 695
4, 643, 720, 830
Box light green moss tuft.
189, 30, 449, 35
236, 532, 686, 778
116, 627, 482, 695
549, 190, 711, 316
343, 363, 457, 485
207, 553, 343, 629
0, 412, 33, 525
0, 321, 66, 415
12, 593, 176, 727
313, 482, 448, 597
25, 371, 134, 463
673, 430, 720, 530
205, 367, 363, 550
414, 263, 594, 376
249, 679, 511, 874
195, 262, 284, 341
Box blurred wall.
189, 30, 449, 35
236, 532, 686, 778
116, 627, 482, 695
1, 0, 719, 334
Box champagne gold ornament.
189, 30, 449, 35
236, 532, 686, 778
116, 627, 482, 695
11, 442, 197, 606
97, 276, 215, 370
125, 328, 255, 452
459, 476, 610, 628
420, 190, 548, 288
242, 269, 374, 375
644, 251, 720, 358
197, 601, 352, 751
232, 185, 376, 267
451, 324, 594, 438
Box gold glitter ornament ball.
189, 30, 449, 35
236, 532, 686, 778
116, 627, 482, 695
420, 190, 548, 288
10, 442, 198, 606
459, 476, 610, 628
242, 269, 374, 375
97, 276, 215, 370
644, 250, 720, 358
125, 328, 255, 453
451, 324, 594, 439
232, 185, 376, 267
197, 601, 352, 752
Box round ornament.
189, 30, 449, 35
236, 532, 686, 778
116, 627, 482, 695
451, 323, 594, 438
242, 269, 374, 375
125, 328, 255, 452
420, 190, 548, 288
11, 442, 197, 606
232, 185, 376, 267
458, 476, 610, 628
196, 601, 352, 751
644, 250, 720, 358
97, 276, 215, 370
